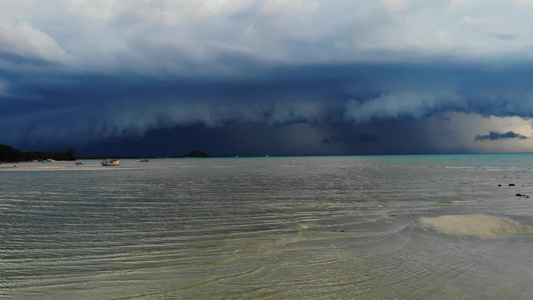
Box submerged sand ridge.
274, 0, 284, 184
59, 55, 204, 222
420, 214, 533, 238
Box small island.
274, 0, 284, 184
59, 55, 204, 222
181, 149, 210, 158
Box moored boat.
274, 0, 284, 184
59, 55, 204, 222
101, 159, 120, 166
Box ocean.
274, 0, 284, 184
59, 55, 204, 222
2, 154, 533, 299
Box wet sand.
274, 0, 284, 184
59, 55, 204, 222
0, 166, 67, 171
0, 161, 122, 171
420, 214, 533, 238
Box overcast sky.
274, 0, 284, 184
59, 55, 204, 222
2, 0, 533, 156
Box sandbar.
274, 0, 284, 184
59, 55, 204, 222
0, 166, 66, 171
420, 214, 533, 238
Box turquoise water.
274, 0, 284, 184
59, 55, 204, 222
1, 154, 533, 299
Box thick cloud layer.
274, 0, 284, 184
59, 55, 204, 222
2, 1, 533, 155
3, 0, 533, 69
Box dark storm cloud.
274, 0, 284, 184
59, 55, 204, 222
322, 132, 382, 145
3, 59, 533, 153
3, 1, 533, 155
474, 131, 528, 141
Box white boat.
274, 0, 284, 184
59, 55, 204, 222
101, 159, 120, 166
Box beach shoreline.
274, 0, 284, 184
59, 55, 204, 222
0, 162, 65, 171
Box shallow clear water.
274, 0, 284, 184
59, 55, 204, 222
2, 154, 533, 299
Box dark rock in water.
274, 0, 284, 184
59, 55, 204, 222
515, 193, 530, 198
509, 184, 516, 186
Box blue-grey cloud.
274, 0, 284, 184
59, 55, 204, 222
475, 131, 528, 141
1, 60, 533, 153
2, 1, 533, 155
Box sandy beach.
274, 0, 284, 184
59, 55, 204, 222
420, 214, 533, 238
0, 165, 67, 171
0, 161, 120, 171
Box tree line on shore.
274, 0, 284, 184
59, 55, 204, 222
0, 144, 210, 162
0, 144, 76, 162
